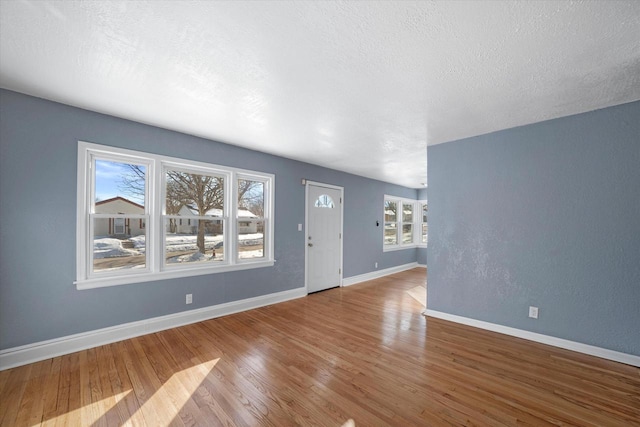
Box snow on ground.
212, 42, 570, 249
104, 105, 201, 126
93, 238, 140, 259
237, 236, 263, 247
239, 249, 264, 259
94, 233, 263, 258
129, 235, 146, 250
162, 234, 224, 253
169, 251, 213, 263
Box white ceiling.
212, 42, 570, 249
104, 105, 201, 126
1, 1, 639, 188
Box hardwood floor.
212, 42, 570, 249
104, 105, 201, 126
1, 268, 639, 426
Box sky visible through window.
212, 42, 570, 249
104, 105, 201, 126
95, 160, 145, 205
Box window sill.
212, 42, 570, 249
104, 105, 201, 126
75, 260, 275, 290
383, 245, 418, 252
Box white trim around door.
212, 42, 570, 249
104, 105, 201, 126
304, 181, 344, 294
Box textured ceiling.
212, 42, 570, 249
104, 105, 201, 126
1, 1, 639, 188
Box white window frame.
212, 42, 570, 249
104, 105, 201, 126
401, 201, 414, 245
161, 162, 231, 271
76, 141, 275, 290
235, 173, 271, 263
383, 195, 421, 251
419, 200, 428, 247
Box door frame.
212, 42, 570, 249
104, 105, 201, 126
304, 180, 344, 294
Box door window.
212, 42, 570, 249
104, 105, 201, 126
314, 194, 335, 208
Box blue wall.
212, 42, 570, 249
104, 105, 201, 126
427, 101, 640, 356
0, 90, 418, 350
417, 247, 427, 267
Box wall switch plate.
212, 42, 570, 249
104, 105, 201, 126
186, 294, 192, 304
375, 262, 378, 268
529, 306, 538, 319
298, 223, 302, 231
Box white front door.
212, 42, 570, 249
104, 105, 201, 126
306, 183, 343, 293
114, 217, 125, 235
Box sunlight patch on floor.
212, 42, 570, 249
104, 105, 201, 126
131, 358, 220, 425
41, 358, 220, 426
39, 390, 131, 427
406, 285, 426, 307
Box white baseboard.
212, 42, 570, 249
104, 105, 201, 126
424, 310, 640, 367
342, 262, 419, 287
416, 263, 427, 269
0, 287, 307, 371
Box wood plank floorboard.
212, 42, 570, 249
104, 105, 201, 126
1, 268, 639, 426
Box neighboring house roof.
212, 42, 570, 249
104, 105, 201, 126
96, 196, 144, 210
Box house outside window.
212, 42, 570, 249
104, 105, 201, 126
237, 178, 266, 260
384, 200, 398, 245
76, 141, 274, 289
383, 195, 426, 251
163, 167, 228, 265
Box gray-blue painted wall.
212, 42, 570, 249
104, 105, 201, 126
427, 101, 640, 356
0, 89, 418, 350
417, 187, 428, 201
417, 247, 427, 266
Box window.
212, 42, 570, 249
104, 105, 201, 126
314, 194, 335, 208
76, 141, 274, 289
420, 202, 428, 245
92, 158, 149, 274
164, 167, 226, 266
402, 203, 413, 244
383, 196, 426, 251
384, 200, 397, 245
237, 177, 268, 260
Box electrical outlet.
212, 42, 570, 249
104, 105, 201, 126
529, 306, 538, 319
186, 294, 192, 304
375, 262, 378, 269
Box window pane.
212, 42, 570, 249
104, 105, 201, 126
402, 224, 413, 244
238, 179, 265, 260
238, 220, 264, 259
314, 194, 335, 208
422, 224, 428, 244
95, 159, 146, 211
403, 203, 413, 222
239, 179, 264, 216
384, 223, 397, 245
384, 201, 397, 222
422, 203, 428, 223
93, 218, 146, 272
166, 170, 224, 217
165, 218, 224, 264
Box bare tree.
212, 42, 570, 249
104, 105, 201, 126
120, 166, 262, 255
164, 175, 193, 233
118, 165, 146, 204
166, 171, 223, 254
118, 165, 193, 233
167, 173, 261, 254
238, 179, 264, 217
